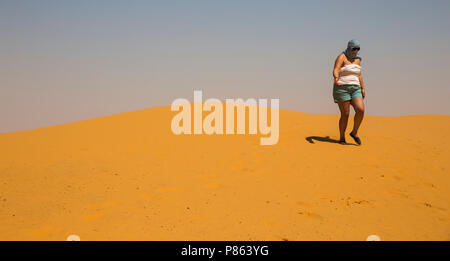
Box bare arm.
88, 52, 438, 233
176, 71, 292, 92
333, 54, 344, 84
356, 59, 364, 89
358, 73, 365, 90
357, 60, 365, 98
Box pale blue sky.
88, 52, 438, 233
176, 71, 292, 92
1, 0, 450, 133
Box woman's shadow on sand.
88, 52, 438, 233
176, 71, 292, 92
305, 136, 358, 146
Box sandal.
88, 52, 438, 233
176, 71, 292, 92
349, 132, 361, 145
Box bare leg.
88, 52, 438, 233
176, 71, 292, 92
350, 97, 365, 137
337, 101, 351, 141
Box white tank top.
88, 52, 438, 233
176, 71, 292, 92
337, 64, 361, 86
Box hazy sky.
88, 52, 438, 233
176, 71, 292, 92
1, 0, 450, 133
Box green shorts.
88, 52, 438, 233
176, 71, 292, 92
333, 84, 363, 103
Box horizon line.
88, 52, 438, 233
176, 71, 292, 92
1, 103, 449, 136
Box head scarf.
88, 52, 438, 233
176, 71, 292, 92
343, 39, 362, 61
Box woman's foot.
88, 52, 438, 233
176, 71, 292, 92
339, 138, 347, 145
349, 131, 361, 145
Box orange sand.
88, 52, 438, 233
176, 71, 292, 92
0, 105, 449, 240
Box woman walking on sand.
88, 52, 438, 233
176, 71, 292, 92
333, 39, 365, 145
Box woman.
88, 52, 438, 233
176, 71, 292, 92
333, 39, 365, 145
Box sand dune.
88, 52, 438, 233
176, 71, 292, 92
0, 105, 449, 240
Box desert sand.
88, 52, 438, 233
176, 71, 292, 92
0, 105, 449, 240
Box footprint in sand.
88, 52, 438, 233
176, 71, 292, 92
387, 189, 411, 199
350, 198, 375, 205
422, 202, 446, 211
298, 211, 324, 221
415, 182, 437, 189
393, 175, 403, 181
82, 201, 120, 222
319, 196, 375, 207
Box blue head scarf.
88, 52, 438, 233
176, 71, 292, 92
343, 39, 361, 61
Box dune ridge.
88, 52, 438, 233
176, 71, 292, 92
0, 105, 449, 240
